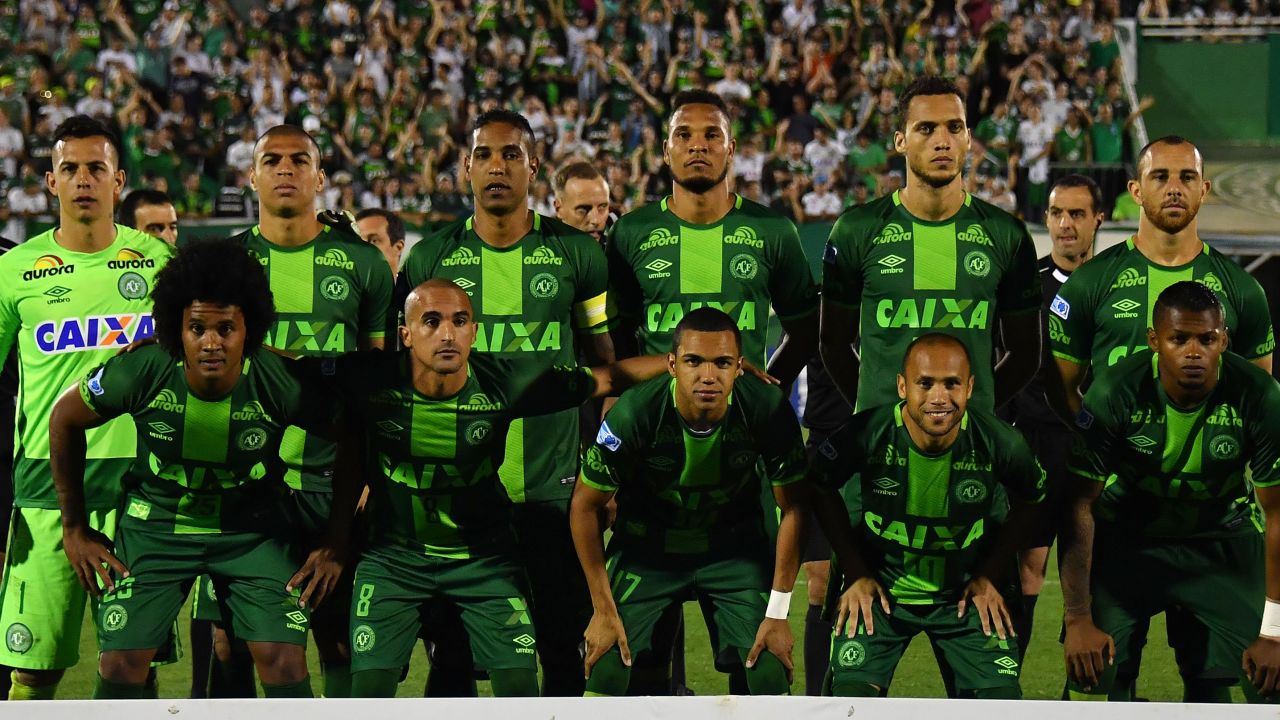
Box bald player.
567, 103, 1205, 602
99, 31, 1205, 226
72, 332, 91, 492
554, 161, 611, 241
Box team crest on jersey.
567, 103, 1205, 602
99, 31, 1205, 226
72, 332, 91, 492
465, 420, 492, 445
837, 640, 866, 668
725, 226, 764, 249
442, 246, 481, 266
525, 246, 563, 266
529, 272, 559, 299
639, 228, 678, 252
597, 421, 622, 451
872, 223, 911, 244
1209, 435, 1240, 460
963, 251, 991, 278
353, 625, 376, 654
35, 313, 154, 354
729, 253, 758, 281
321, 275, 349, 302
1200, 272, 1224, 293
955, 478, 988, 504
5, 623, 32, 654
315, 248, 355, 269
117, 271, 148, 300
23, 254, 75, 281
237, 427, 268, 451
1050, 295, 1070, 320
102, 605, 128, 632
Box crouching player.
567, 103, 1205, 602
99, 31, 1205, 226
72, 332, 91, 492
811, 333, 1045, 698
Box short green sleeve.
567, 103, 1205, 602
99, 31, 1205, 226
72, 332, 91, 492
997, 426, 1048, 504
1068, 371, 1128, 483
809, 410, 872, 490
996, 224, 1042, 315
571, 237, 612, 334
579, 412, 637, 493
0, 261, 16, 361
78, 346, 170, 420
819, 212, 868, 309
359, 250, 395, 343
1246, 372, 1280, 488
1229, 270, 1275, 360
605, 223, 643, 323
1050, 270, 1094, 366
767, 218, 820, 321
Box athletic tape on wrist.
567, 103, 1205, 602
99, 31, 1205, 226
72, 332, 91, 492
765, 590, 792, 620
1261, 599, 1280, 638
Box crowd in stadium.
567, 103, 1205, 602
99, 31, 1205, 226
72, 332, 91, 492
0, 0, 1171, 240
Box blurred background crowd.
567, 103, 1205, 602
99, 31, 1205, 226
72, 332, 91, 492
1, 0, 1263, 240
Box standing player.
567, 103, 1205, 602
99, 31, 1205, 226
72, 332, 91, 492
572, 308, 807, 697
553, 161, 612, 242
355, 209, 406, 276
396, 110, 614, 697
811, 334, 1046, 698
1047, 136, 1274, 701
231, 124, 394, 698
820, 75, 1042, 415
0, 116, 170, 700
1061, 282, 1280, 702
1004, 174, 1103, 656
607, 89, 819, 385
119, 189, 179, 247
51, 240, 351, 699
345, 279, 669, 697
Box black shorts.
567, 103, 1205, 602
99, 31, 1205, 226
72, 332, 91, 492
1016, 422, 1072, 549
801, 427, 837, 564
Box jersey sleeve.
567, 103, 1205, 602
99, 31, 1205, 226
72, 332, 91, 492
767, 218, 819, 321
0, 265, 16, 361
579, 412, 638, 493
808, 410, 872, 490
1228, 270, 1275, 360
78, 347, 169, 420
1050, 269, 1095, 366
996, 222, 1042, 315
819, 211, 868, 309
1246, 371, 1280, 488
1067, 372, 1127, 483
359, 251, 395, 344
504, 361, 598, 417
276, 355, 342, 436
605, 223, 643, 323
754, 384, 807, 486
571, 237, 612, 334
996, 425, 1048, 504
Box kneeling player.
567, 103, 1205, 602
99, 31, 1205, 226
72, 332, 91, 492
572, 308, 807, 697
342, 280, 673, 698
51, 241, 352, 699
811, 334, 1045, 698
1062, 281, 1280, 701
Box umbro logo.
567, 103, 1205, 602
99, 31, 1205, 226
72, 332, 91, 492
454, 277, 476, 291
878, 255, 906, 275
1129, 435, 1157, 451
1111, 298, 1141, 318
871, 477, 900, 495
645, 258, 673, 278
376, 420, 404, 434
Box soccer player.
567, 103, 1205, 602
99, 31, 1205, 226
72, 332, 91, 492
607, 89, 819, 385
345, 279, 671, 698
0, 115, 170, 700
119, 189, 179, 247
355, 208, 406, 275
1061, 282, 1280, 702
820, 75, 1042, 414
231, 124, 394, 698
1005, 174, 1103, 655
572, 308, 805, 697
396, 110, 614, 696
553, 160, 612, 241
811, 334, 1046, 698
1047, 136, 1274, 701
50, 240, 352, 699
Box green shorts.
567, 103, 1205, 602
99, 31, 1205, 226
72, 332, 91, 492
1073, 527, 1264, 693
591, 540, 772, 664
190, 574, 223, 623
287, 488, 332, 547
98, 521, 309, 651
0, 506, 117, 669
349, 543, 536, 674
828, 602, 1022, 695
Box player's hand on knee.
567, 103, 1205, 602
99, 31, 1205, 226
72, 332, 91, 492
1243, 635, 1280, 696
583, 609, 630, 679
836, 576, 891, 638
746, 618, 794, 681
1063, 615, 1114, 691
957, 576, 1014, 640
62, 526, 128, 596
287, 542, 347, 609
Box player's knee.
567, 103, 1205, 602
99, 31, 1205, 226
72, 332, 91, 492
830, 675, 881, 697
743, 651, 789, 695
974, 685, 1022, 700
98, 650, 154, 685
248, 641, 308, 685
488, 667, 539, 697
584, 651, 631, 697
212, 625, 235, 664
13, 668, 64, 689
803, 561, 830, 604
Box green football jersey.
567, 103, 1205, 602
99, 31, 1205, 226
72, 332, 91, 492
335, 351, 597, 558
821, 191, 1041, 412
233, 224, 394, 492
78, 345, 329, 533
1070, 351, 1280, 540
0, 226, 171, 509
811, 404, 1046, 604
607, 194, 819, 366
397, 213, 611, 504
1050, 237, 1274, 371
578, 374, 806, 554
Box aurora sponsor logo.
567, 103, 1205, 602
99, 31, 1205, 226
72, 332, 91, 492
35, 313, 154, 354
638, 228, 678, 252
148, 389, 184, 413
23, 254, 75, 281
315, 248, 355, 269
1110, 267, 1146, 289
524, 246, 563, 265
957, 223, 993, 246
724, 226, 764, 249
232, 400, 271, 422
108, 247, 155, 270
442, 246, 481, 266
872, 223, 910, 244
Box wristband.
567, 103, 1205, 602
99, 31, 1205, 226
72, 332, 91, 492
765, 590, 792, 620
1261, 599, 1280, 638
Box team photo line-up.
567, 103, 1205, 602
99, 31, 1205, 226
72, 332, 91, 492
0, 74, 1276, 703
